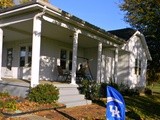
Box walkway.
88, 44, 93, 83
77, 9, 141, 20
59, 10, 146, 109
11, 115, 50, 120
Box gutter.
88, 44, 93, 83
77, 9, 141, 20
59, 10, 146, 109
34, 5, 46, 18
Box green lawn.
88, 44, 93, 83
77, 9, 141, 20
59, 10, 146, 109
125, 84, 160, 120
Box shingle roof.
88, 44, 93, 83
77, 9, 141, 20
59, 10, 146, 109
108, 28, 137, 41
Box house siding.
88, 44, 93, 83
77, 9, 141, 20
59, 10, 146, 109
117, 50, 129, 85
101, 48, 115, 83
124, 35, 147, 88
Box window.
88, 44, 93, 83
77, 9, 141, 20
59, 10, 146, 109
135, 58, 141, 75
20, 46, 32, 67
28, 46, 32, 67
60, 49, 67, 69
20, 47, 26, 67
6, 48, 13, 70
60, 49, 72, 70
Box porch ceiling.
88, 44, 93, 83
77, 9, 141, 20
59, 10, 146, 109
2, 19, 104, 48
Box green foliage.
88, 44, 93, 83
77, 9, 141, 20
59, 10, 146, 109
144, 88, 152, 95
0, 92, 10, 98
28, 84, 59, 104
120, 0, 160, 77
79, 80, 101, 100
0, 92, 17, 111
125, 92, 160, 119
120, 0, 160, 36
0, 100, 4, 109
4, 99, 17, 111
80, 79, 141, 100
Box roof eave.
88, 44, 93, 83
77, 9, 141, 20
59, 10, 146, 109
0, 0, 125, 45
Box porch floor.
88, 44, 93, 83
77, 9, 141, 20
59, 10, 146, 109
1, 78, 72, 86
0, 78, 79, 97
0, 78, 91, 107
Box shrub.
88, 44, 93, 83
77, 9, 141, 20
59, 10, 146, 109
4, 99, 17, 111
90, 82, 101, 100
100, 83, 108, 98
28, 84, 59, 103
144, 88, 152, 95
79, 79, 91, 99
0, 92, 10, 98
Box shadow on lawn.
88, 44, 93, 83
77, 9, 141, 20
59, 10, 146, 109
125, 93, 160, 119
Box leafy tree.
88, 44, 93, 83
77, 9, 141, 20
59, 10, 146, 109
120, 0, 160, 37
120, 0, 160, 83
0, 0, 14, 8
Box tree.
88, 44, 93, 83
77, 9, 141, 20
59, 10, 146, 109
0, 0, 14, 8
120, 0, 160, 38
120, 0, 160, 83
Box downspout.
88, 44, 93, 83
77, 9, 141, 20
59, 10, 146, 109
34, 6, 46, 18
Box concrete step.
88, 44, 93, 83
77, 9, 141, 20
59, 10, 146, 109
64, 99, 92, 108
59, 88, 80, 95
58, 94, 85, 103
56, 84, 92, 108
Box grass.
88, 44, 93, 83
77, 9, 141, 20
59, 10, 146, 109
124, 84, 160, 120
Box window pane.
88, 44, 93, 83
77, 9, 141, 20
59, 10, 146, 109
69, 51, 72, 70
6, 48, 13, 70
60, 60, 66, 69
60, 50, 67, 59
139, 60, 141, 75
20, 47, 26, 57
28, 46, 32, 67
20, 57, 25, 67
135, 59, 138, 74
20, 47, 26, 67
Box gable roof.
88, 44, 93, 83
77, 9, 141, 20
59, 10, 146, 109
108, 28, 137, 41
109, 28, 152, 60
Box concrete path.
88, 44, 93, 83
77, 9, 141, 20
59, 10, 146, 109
12, 114, 50, 120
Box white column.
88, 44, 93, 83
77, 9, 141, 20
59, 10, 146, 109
71, 30, 79, 85
96, 42, 102, 83
0, 28, 3, 80
31, 17, 42, 87
114, 48, 118, 83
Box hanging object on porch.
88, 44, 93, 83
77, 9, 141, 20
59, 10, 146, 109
78, 56, 93, 80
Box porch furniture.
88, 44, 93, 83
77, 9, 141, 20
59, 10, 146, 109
76, 64, 92, 82
57, 66, 71, 81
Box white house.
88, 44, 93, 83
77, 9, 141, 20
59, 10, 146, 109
0, 0, 151, 89
109, 28, 152, 89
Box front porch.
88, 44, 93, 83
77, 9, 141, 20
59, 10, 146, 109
0, 1, 124, 88
0, 78, 92, 107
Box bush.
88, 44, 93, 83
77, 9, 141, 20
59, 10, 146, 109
0, 92, 10, 98
28, 84, 59, 103
4, 99, 17, 111
79, 80, 92, 99
79, 80, 100, 100
144, 88, 152, 95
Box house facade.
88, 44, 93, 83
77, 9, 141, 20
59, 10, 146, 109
0, 0, 151, 89
109, 28, 152, 88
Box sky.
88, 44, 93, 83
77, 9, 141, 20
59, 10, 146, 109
50, 0, 131, 31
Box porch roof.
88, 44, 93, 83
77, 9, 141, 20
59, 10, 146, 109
0, 0, 126, 46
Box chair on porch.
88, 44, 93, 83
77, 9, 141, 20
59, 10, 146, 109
76, 64, 87, 82
57, 66, 71, 82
